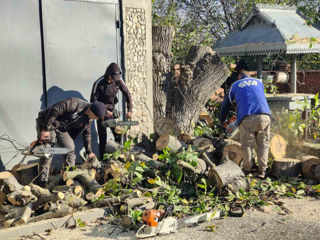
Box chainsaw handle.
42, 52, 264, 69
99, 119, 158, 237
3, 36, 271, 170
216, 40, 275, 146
155, 203, 168, 221
136, 224, 158, 239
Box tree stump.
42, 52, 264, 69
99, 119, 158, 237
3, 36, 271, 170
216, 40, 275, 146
315, 165, 320, 182
272, 158, 301, 177
154, 118, 181, 137
11, 163, 39, 185
301, 156, 320, 180
208, 159, 247, 191
156, 134, 186, 151
270, 134, 287, 159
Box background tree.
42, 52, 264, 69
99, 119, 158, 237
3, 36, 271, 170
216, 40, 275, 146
152, 0, 320, 69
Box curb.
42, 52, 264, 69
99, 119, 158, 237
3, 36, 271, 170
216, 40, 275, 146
0, 208, 105, 239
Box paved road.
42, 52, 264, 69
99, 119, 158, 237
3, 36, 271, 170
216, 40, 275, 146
32, 198, 320, 240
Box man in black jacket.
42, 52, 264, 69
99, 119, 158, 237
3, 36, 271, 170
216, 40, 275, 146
36, 97, 105, 185
90, 62, 133, 160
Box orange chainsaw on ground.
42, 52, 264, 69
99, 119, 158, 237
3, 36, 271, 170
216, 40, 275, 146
136, 204, 221, 238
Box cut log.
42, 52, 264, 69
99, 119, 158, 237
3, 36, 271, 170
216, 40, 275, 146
154, 118, 181, 137
272, 158, 301, 177
198, 112, 214, 127
11, 163, 39, 185
31, 192, 64, 211
62, 193, 87, 209
92, 191, 141, 208
216, 139, 242, 165
301, 156, 320, 180
192, 137, 214, 149
156, 134, 186, 151
135, 153, 165, 168
0, 171, 23, 194
104, 140, 122, 153
126, 197, 152, 207
29, 206, 72, 223
177, 160, 201, 174
198, 150, 215, 168
13, 203, 32, 226
47, 174, 63, 191
29, 183, 51, 198
270, 134, 287, 159
0, 190, 5, 207
7, 190, 37, 206
81, 155, 101, 170
178, 133, 194, 143
208, 159, 248, 191
63, 170, 104, 200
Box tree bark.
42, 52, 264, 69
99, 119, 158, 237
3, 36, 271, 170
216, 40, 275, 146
11, 163, 39, 185
272, 158, 301, 177
92, 191, 141, 208
208, 159, 247, 191
156, 134, 186, 151
166, 46, 229, 134
300, 156, 320, 180
0, 171, 23, 194
152, 26, 175, 121
154, 117, 181, 137
29, 206, 72, 223
215, 139, 242, 165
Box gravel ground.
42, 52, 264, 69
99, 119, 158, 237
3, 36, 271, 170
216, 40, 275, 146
25, 198, 320, 240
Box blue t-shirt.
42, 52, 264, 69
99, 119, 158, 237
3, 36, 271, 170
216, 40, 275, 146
220, 75, 271, 125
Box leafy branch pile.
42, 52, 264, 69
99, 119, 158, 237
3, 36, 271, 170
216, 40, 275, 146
101, 138, 320, 228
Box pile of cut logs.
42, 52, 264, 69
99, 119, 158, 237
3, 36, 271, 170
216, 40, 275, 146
0, 118, 319, 228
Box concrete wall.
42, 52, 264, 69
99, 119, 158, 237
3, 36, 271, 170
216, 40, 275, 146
121, 0, 154, 137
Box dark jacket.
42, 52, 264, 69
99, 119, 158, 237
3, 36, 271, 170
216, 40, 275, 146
90, 76, 133, 112
37, 98, 93, 153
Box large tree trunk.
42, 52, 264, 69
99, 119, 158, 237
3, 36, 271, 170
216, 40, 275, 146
167, 47, 229, 134
152, 26, 229, 135
152, 26, 175, 121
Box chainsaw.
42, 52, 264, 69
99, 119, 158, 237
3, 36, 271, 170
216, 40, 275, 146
101, 119, 139, 128
22, 139, 69, 158
223, 115, 239, 138
136, 204, 221, 238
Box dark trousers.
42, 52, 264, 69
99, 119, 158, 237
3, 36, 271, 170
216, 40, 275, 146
36, 122, 76, 182
97, 119, 121, 160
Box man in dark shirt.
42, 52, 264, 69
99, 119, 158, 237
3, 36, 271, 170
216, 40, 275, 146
36, 97, 106, 185
90, 62, 133, 160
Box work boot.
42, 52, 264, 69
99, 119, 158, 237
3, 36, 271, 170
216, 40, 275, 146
256, 171, 266, 179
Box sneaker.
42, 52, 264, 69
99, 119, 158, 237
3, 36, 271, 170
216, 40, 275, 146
243, 170, 252, 177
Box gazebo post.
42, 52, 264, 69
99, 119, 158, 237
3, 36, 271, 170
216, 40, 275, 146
291, 55, 297, 93
257, 55, 263, 79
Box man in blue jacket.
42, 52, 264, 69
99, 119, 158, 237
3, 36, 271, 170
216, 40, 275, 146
219, 71, 271, 179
